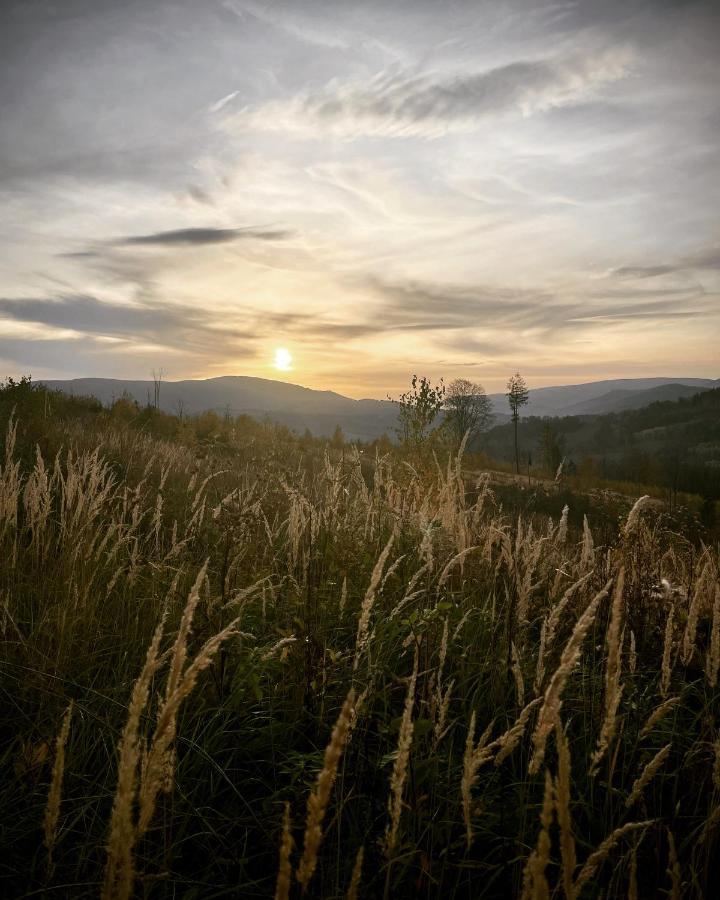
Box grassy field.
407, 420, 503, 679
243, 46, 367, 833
1, 381, 719, 899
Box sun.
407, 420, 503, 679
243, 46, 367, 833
273, 347, 293, 372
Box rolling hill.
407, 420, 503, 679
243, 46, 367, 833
40, 376, 399, 442
40, 374, 718, 440
487, 377, 717, 417
481, 386, 720, 499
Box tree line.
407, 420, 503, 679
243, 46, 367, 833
388, 372, 530, 471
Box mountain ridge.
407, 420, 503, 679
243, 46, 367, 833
39, 374, 718, 440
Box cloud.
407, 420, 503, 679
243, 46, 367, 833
367, 277, 554, 329
117, 226, 293, 246
365, 274, 714, 343
221, 0, 351, 50
229, 49, 632, 139
0, 294, 256, 354
209, 90, 240, 113
611, 245, 720, 279
612, 265, 676, 279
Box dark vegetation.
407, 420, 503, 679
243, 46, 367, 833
1, 377, 719, 899
479, 387, 720, 505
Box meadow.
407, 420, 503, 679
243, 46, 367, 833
1, 380, 719, 899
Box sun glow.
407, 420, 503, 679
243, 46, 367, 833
273, 347, 293, 372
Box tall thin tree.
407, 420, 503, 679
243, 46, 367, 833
507, 372, 529, 474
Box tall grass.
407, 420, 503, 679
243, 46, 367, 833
1, 388, 719, 898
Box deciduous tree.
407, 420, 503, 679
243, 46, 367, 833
444, 378, 493, 449
390, 375, 445, 447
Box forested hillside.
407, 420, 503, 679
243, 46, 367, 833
480, 388, 720, 500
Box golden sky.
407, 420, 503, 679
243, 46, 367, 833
1, 0, 718, 397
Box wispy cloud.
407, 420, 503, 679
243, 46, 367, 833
229, 49, 632, 139
209, 90, 239, 113
117, 226, 293, 247
0, 294, 256, 354
222, 0, 351, 50
611, 244, 720, 279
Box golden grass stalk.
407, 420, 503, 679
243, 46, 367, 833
520, 770, 554, 900
43, 700, 74, 867
494, 698, 542, 767
529, 580, 612, 775
353, 532, 395, 670
346, 845, 364, 900
274, 802, 294, 900
433, 678, 454, 750
666, 827, 681, 900
625, 743, 672, 808
296, 688, 356, 889
462, 712, 497, 845
628, 844, 638, 900
339, 575, 348, 613
534, 620, 547, 694
104, 562, 241, 900
590, 569, 625, 775
262, 636, 297, 661
536, 573, 594, 692
165, 560, 208, 704
511, 641, 525, 707
557, 504, 569, 544
622, 495, 651, 538
437, 545, 478, 591
437, 616, 449, 684
579, 515, 594, 571
554, 721, 576, 900
573, 820, 654, 895
103, 617, 166, 900
385, 650, 418, 856
705, 584, 720, 688
681, 556, 713, 665
660, 605, 675, 697
137, 617, 240, 837
639, 697, 679, 740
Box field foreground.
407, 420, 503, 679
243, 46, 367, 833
1, 393, 720, 898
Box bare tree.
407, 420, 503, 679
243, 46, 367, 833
151, 368, 164, 410
444, 378, 493, 449
506, 372, 529, 474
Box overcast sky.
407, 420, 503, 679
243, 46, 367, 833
1, 0, 718, 397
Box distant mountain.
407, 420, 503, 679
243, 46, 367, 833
482, 387, 720, 500
488, 377, 718, 417
557, 382, 717, 416
40, 376, 400, 441
40, 374, 718, 441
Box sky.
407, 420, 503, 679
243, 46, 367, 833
1, 0, 719, 398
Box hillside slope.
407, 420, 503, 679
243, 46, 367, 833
481, 387, 720, 499
41, 374, 718, 440
41, 375, 400, 441
487, 376, 717, 417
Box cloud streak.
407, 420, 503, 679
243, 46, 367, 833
611, 244, 720, 280
117, 226, 293, 246
0, 294, 256, 354
230, 49, 632, 139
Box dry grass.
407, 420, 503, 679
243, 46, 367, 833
296, 689, 356, 890
43, 700, 73, 869
1, 391, 719, 898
